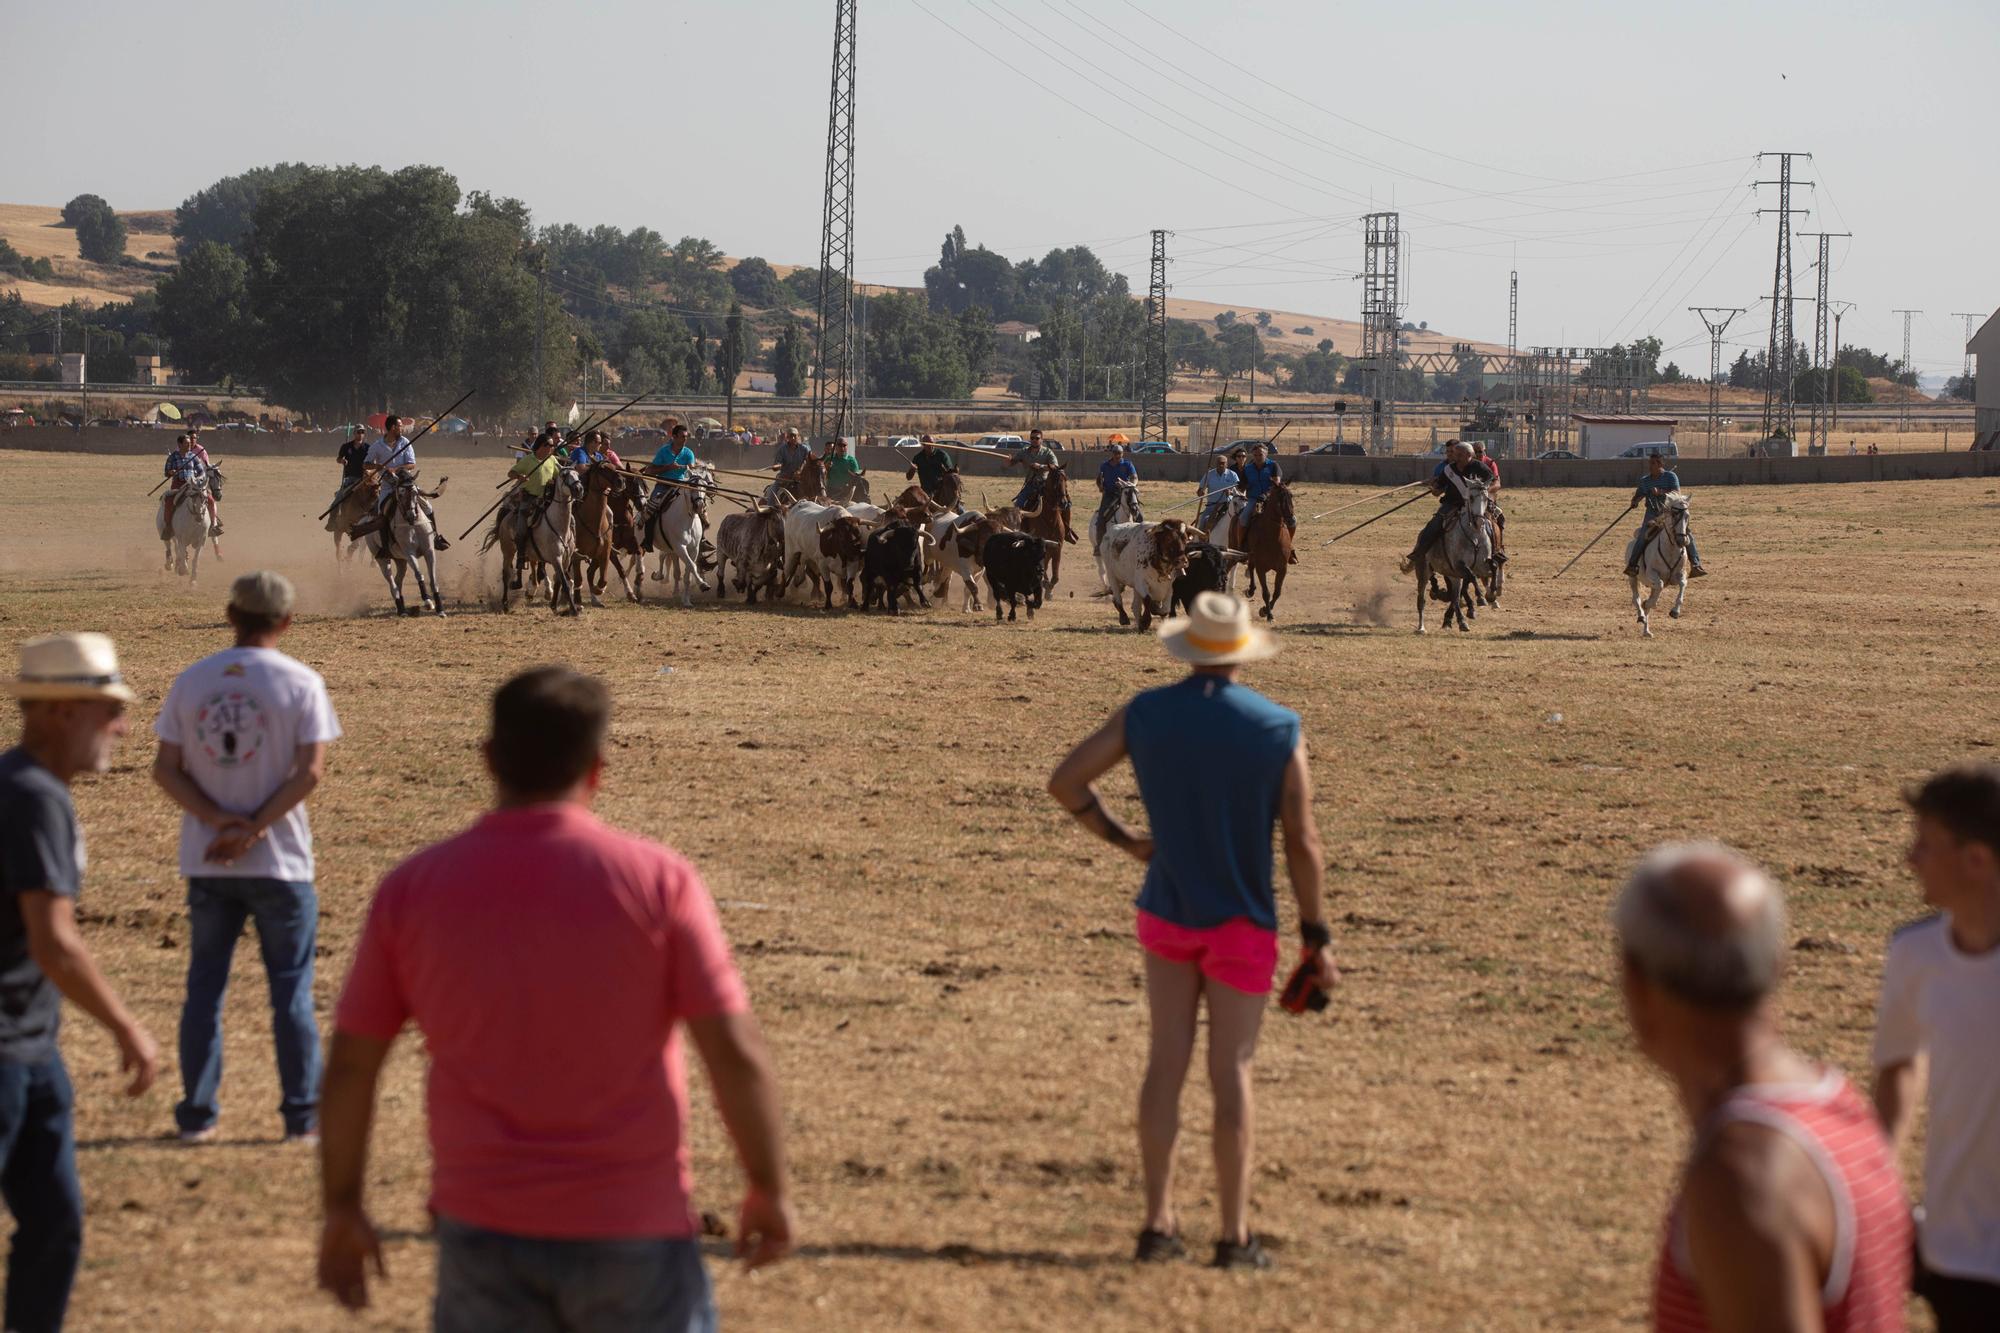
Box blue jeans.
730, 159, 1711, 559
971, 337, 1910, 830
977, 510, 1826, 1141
0, 1056, 82, 1333
434, 1216, 717, 1333
176, 877, 320, 1136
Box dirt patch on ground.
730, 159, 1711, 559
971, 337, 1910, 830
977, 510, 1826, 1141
1, 454, 1984, 1329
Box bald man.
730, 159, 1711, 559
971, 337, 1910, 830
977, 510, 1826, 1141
1615, 845, 1910, 1332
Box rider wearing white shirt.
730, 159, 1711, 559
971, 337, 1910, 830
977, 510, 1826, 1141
359, 413, 448, 548
1198, 461, 1239, 536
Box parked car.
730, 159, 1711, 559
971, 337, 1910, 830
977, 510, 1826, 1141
884, 435, 921, 450
1535, 449, 1580, 461
971, 433, 1027, 451
1306, 441, 1366, 456
1130, 441, 1176, 454
1616, 442, 1678, 459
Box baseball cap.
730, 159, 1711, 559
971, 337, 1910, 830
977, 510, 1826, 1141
229, 570, 295, 619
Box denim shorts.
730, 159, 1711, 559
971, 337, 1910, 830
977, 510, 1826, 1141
433, 1215, 716, 1333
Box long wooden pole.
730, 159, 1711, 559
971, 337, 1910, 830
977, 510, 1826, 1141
1551, 503, 1634, 580
1305, 478, 1428, 522
1318, 490, 1429, 547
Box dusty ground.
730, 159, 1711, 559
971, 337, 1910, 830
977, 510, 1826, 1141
1, 452, 1991, 1330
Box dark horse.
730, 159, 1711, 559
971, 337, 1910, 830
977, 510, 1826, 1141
1241, 481, 1295, 621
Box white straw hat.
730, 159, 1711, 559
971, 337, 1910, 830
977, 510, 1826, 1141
5, 633, 138, 703
1157, 592, 1278, 666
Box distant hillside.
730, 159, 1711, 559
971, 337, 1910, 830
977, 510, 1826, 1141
0, 204, 169, 307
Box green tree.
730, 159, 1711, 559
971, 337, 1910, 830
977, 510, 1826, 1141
172, 164, 313, 253
781, 266, 822, 306
661, 236, 729, 310
715, 303, 748, 425
729, 257, 782, 306
67, 195, 127, 264
863, 291, 971, 398
0, 239, 54, 282
957, 304, 995, 384
61, 195, 110, 228
613, 307, 693, 395
1946, 373, 1975, 402
770, 318, 810, 397
155, 241, 252, 384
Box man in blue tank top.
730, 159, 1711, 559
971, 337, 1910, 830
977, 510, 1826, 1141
1048, 591, 1336, 1272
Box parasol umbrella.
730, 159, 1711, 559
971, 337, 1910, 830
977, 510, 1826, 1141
365, 411, 388, 431
1108, 432, 1131, 444
156, 402, 183, 422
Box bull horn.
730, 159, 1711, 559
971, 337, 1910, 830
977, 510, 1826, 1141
1019, 496, 1043, 518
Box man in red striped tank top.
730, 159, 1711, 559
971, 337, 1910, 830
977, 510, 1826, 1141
1615, 844, 1912, 1332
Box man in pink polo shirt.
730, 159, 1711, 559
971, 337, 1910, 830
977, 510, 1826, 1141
316, 667, 792, 1332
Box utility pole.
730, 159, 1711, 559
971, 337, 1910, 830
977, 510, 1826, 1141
1507, 270, 1518, 357
1755, 151, 1813, 444
80, 321, 88, 427
532, 250, 546, 423
1828, 301, 1855, 442
1892, 308, 1921, 434
1691, 307, 1744, 458
1142, 231, 1169, 446
1361, 212, 1401, 454
1797, 230, 1848, 453
811, 0, 860, 443
1952, 312, 1981, 388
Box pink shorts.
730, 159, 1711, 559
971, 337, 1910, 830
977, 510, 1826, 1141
1135, 910, 1280, 995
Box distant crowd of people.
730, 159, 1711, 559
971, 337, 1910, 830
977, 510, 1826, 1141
0, 574, 1995, 1330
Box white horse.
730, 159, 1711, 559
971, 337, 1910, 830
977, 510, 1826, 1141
158, 469, 216, 582
365, 473, 449, 617
1088, 478, 1144, 554
491, 471, 583, 615
646, 467, 714, 607
1630, 493, 1691, 637
1416, 484, 1493, 635
1198, 490, 1247, 549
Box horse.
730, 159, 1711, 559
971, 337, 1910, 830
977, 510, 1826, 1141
1239, 481, 1295, 621
1630, 493, 1691, 638
365, 472, 450, 617
645, 466, 715, 607
324, 478, 378, 562
1017, 465, 1071, 594
929, 469, 964, 513
486, 470, 583, 615
158, 468, 216, 582
1416, 484, 1493, 634
1088, 477, 1144, 554
572, 464, 642, 606
791, 453, 828, 502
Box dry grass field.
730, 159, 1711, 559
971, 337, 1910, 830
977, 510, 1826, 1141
1, 451, 1993, 1331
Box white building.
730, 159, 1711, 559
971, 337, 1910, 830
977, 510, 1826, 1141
1969, 308, 1999, 449
1570, 413, 1677, 460
994, 320, 1041, 344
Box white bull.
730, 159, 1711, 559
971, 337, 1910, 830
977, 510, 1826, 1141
781, 500, 868, 607
1096, 520, 1192, 630
927, 509, 986, 611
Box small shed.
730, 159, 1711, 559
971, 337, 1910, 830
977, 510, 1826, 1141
1970, 308, 1999, 449
1571, 413, 1677, 460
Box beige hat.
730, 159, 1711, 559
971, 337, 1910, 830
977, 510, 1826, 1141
229, 570, 295, 619
1157, 592, 1277, 666
5, 633, 138, 703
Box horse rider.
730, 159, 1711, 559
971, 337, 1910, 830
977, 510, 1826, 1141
329, 424, 369, 513
357, 413, 449, 548
1624, 452, 1708, 579
769, 427, 811, 500
1238, 442, 1296, 562
644, 422, 698, 518
163, 433, 221, 536
1091, 442, 1139, 554
1197, 450, 1240, 540
824, 438, 867, 502
1470, 440, 1507, 561
1005, 429, 1077, 542
904, 435, 959, 505
1398, 440, 1494, 576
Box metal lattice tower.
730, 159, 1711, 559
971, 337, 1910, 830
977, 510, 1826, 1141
1507, 270, 1518, 356
1690, 308, 1744, 457
1140, 230, 1170, 447
1797, 231, 1848, 452
810, 0, 859, 442
1893, 308, 1921, 432
1360, 212, 1401, 453
1952, 312, 1981, 385
1755, 152, 1812, 441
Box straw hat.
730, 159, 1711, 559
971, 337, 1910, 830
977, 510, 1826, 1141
1157, 592, 1277, 666
5, 633, 137, 703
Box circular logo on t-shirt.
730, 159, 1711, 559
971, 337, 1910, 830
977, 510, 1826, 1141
192, 689, 268, 768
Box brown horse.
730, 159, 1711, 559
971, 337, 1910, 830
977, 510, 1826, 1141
929, 469, 964, 512
1241, 481, 1294, 621
1018, 466, 1071, 593
571, 464, 642, 605
790, 453, 828, 501
325, 478, 379, 561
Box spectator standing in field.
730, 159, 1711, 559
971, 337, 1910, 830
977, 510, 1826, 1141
2, 633, 159, 1333
1872, 765, 2000, 1332
318, 667, 793, 1329
151, 572, 339, 1144
1615, 844, 1910, 1332
1047, 593, 1335, 1270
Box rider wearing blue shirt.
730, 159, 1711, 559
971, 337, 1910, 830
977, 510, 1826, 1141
1625, 453, 1707, 577
1238, 443, 1296, 560
1091, 446, 1139, 552
645, 424, 697, 508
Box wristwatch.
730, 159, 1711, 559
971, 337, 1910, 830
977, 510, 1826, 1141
1300, 920, 1332, 951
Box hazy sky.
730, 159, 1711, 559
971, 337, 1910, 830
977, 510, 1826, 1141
13, 0, 1995, 377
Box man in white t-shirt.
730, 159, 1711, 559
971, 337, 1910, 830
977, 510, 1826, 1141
1872, 763, 2000, 1332
151, 571, 341, 1144
358, 413, 449, 548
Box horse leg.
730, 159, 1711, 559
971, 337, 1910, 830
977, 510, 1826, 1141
187, 539, 201, 585
1264, 566, 1286, 621
1631, 573, 1651, 637
1415, 566, 1429, 634
1670, 557, 1687, 619
423, 552, 447, 616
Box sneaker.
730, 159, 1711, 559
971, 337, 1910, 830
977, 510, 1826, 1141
178, 1126, 218, 1145
283, 1129, 320, 1146
1134, 1228, 1185, 1264
211, 523, 226, 537
1689, 565, 1709, 579
1211, 1235, 1273, 1270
